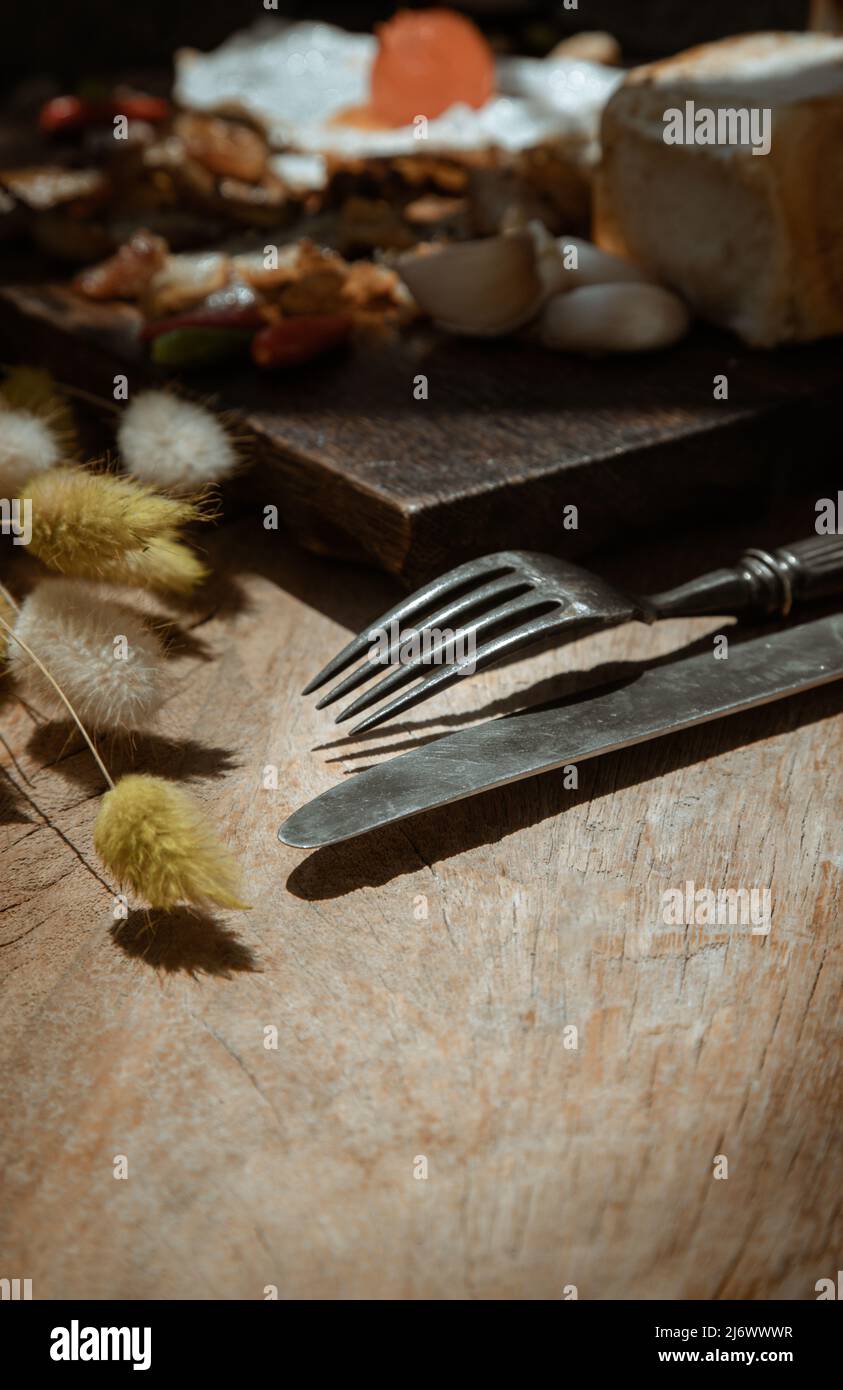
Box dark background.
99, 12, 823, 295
0, 0, 813, 90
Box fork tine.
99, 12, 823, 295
301, 555, 519, 695
335, 591, 556, 725
314, 573, 533, 710
345, 604, 573, 735
348, 612, 569, 736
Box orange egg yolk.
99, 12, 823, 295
370, 8, 496, 128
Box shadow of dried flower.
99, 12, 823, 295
26, 722, 239, 786
110, 908, 259, 978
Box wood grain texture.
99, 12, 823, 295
1, 282, 841, 585
1, 513, 841, 1301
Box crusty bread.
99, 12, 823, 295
594, 33, 843, 346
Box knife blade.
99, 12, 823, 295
279, 613, 843, 849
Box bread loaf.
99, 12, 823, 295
594, 33, 843, 346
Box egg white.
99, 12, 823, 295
175, 20, 622, 189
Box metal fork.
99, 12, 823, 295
303, 535, 843, 735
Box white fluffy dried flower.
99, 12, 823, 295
8, 579, 168, 730
0, 407, 60, 495
117, 391, 238, 494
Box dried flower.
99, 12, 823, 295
0, 407, 61, 494
94, 774, 248, 910
117, 390, 239, 495
100, 534, 209, 595
0, 366, 77, 454
0, 448, 245, 914
25, 467, 201, 580
7, 579, 168, 729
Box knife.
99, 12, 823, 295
279, 613, 843, 849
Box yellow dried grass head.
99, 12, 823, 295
26, 467, 201, 579
99, 534, 209, 594
94, 774, 248, 911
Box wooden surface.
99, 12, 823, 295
1, 505, 841, 1300
2, 282, 842, 585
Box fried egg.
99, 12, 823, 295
175, 21, 622, 191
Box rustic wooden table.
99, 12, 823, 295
1, 507, 840, 1300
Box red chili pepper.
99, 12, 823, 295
38, 93, 171, 135
251, 315, 353, 369
38, 95, 87, 134
110, 95, 171, 124
140, 305, 266, 342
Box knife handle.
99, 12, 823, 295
644, 534, 843, 619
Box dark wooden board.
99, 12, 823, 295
1, 280, 841, 585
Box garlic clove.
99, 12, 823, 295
554, 235, 658, 290
396, 231, 546, 338
527, 220, 570, 299
540, 283, 691, 354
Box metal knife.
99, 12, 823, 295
279, 613, 843, 849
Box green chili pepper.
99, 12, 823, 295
149, 327, 256, 369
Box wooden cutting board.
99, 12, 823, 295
2, 512, 841, 1299
1, 279, 841, 585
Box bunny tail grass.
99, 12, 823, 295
25, 467, 203, 579
0, 603, 114, 788
0, 408, 61, 494
100, 535, 209, 594
94, 775, 248, 911
118, 391, 239, 495
7, 579, 168, 730
1, 366, 78, 454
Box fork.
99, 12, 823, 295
303, 534, 843, 735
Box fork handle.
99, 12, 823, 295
643, 534, 843, 620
